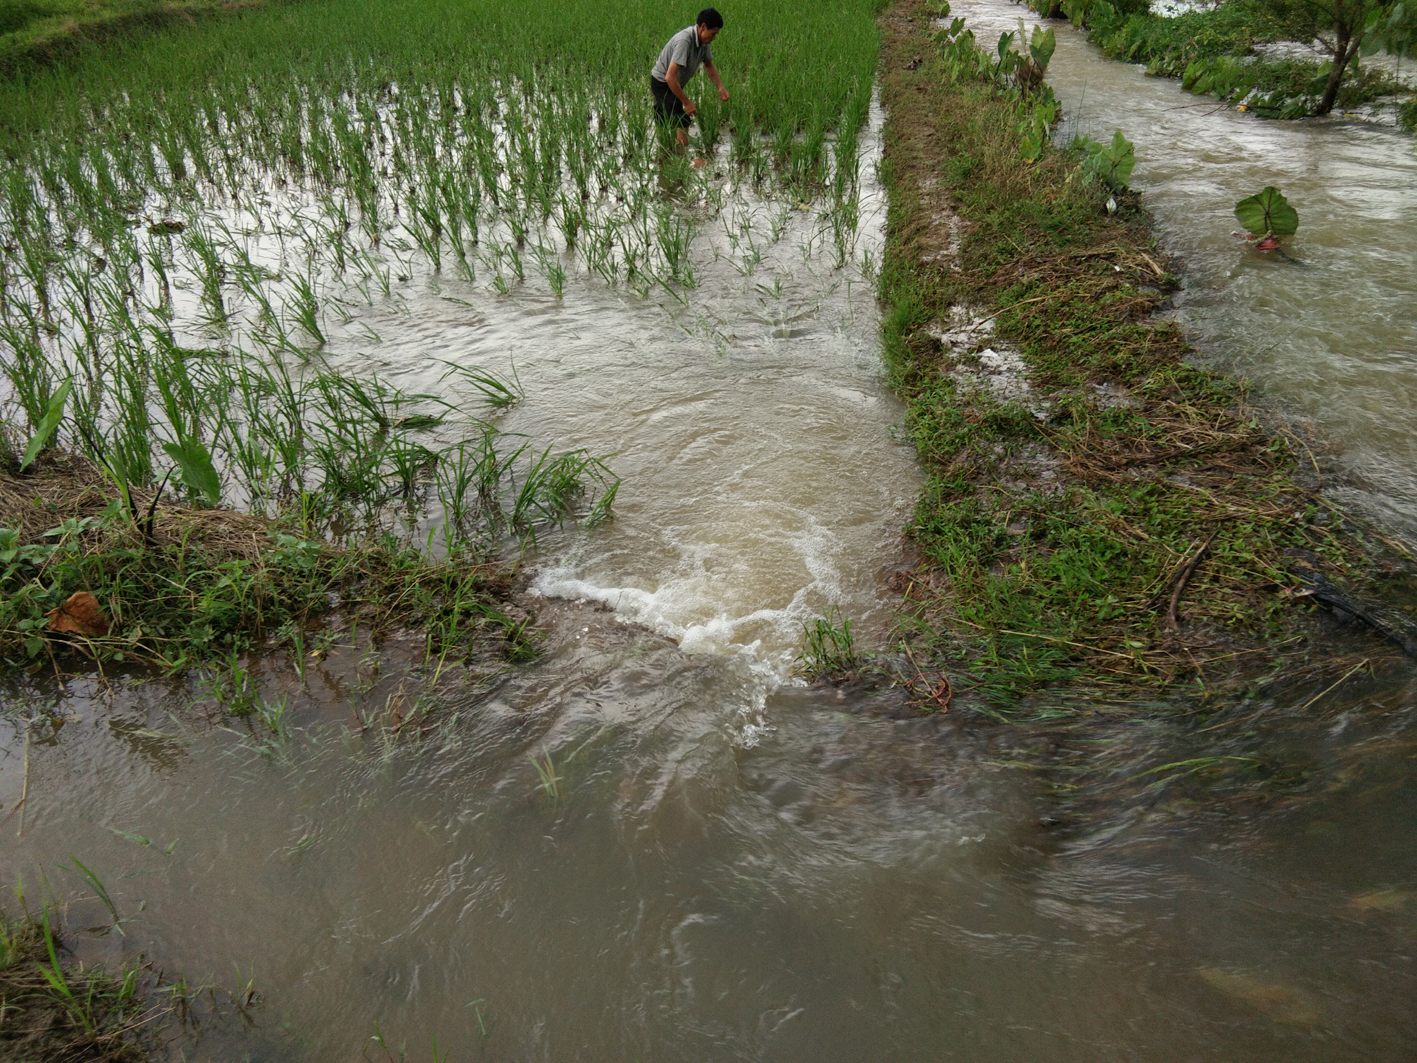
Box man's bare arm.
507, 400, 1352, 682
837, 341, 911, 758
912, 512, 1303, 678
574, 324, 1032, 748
704, 61, 729, 102
665, 64, 697, 113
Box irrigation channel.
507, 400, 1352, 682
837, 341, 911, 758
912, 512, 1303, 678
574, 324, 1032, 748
947, 0, 1417, 540
4, 17, 1417, 1063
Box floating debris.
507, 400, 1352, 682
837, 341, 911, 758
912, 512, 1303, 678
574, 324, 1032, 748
1196, 967, 1322, 1025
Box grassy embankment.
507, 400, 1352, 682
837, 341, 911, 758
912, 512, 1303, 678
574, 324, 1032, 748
0, 0, 268, 75
875, 0, 1407, 707
1030, 0, 1416, 127
0, 0, 881, 675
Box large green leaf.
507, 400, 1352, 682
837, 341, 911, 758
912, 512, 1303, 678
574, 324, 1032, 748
20, 380, 73, 471
162, 438, 222, 506
1081, 130, 1135, 190
1105, 129, 1135, 187
1030, 24, 1056, 69
1234, 186, 1299, 237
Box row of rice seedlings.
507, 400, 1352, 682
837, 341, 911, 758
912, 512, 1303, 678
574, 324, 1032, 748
0, 0, 878, 288
0, 262, 617, 554
4, 49, 873, 298
1, 150, 862, 405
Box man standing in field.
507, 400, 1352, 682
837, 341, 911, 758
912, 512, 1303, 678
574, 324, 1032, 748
650, 8, 730, 164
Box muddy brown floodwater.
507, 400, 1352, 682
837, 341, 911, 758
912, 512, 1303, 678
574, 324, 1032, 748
2, 74, 1417, 1062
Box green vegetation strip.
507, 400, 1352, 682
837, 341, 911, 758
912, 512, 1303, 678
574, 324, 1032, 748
1028, 0, 1416, 127
876, 0, 1389, 704
1, 453, 536, 671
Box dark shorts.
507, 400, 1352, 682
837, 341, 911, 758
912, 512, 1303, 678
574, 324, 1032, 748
650, 76, 691, 130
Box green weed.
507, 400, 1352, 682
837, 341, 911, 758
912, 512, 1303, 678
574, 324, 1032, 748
795, 606, 860, 680
0, 894, 158, 1060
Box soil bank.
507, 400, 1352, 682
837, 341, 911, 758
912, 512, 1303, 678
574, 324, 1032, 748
873, 0, 1414, 707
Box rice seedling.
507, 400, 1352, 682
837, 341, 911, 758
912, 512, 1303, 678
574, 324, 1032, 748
529, 748, 562, 804
536, 243, 568, 298
287, 270, 325, 347
438, 360, 522, 409
508, 448, 619, 547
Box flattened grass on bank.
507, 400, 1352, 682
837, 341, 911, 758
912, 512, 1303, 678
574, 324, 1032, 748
877, 0, 1394, 703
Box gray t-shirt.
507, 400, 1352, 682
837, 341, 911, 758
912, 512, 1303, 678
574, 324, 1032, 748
651, 24, 712, 86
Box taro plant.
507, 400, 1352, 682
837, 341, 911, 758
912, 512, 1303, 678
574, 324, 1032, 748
1018, 21, 1057, 92
1234, 186, 1300, 249
993, 30, 1021, 80
18, 378, 71, 471
1076, 129, 1136, 191
1018, 92, 1060, 162
162, 436, 222, 506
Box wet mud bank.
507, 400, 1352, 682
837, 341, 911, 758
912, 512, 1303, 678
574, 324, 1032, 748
0, 452, 534, 677
874, 0, 1416, 706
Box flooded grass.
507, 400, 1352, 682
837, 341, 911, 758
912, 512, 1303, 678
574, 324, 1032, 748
0, 874, 276, 1063
1028, 0, 1416, 123
0, 894, 159, 1062
876, 0, 1410, 706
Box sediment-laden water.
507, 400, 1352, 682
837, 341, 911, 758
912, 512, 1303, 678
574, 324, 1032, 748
3, 25, 1417, 1062
320, 103, 916, 679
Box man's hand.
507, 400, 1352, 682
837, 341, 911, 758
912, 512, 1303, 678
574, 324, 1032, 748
704, 62, 729, 104
684, 98, 698, 116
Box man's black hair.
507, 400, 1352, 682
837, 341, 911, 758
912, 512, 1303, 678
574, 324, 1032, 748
697, 7, 724, 28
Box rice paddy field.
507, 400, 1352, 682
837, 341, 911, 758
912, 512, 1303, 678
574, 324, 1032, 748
7, 1, 1417, 1061
0, 0, 878, 553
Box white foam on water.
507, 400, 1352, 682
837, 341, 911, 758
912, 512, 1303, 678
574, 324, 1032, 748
530, 538, 844, 679
513, 93, 915, 724
528, 561, 798, 748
